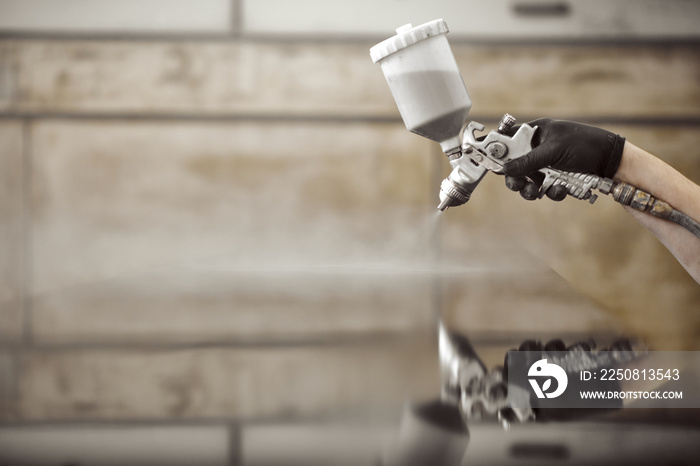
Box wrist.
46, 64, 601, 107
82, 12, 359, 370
602, 133, 625, 178
614, 142, 700, 223
613, 141, 637, 184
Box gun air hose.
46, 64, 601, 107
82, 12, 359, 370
611, 182, 700, 239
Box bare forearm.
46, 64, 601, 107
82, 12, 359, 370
614, 142, 700, 283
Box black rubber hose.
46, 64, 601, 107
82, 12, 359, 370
668, 209, 700, 239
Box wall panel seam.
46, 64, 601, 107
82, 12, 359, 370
228, 422, 242, 466
3, 114, 700, 127
230, 0, 242, 38
1, 32, 700, 47
20, 119, 32, 346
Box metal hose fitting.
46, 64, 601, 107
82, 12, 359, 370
612, 181, 700, 238
612, 182, 672, 219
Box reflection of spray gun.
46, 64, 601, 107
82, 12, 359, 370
370, 20, 700, 238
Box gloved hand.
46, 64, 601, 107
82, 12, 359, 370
503, 119, 626, 201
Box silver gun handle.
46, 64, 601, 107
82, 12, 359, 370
539, 168, 614, 204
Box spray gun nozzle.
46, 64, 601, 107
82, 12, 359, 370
438, 177, 472, 211
437, 198, 451, 212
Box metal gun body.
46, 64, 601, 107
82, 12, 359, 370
438, 114, 616, 211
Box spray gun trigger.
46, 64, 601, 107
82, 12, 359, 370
464, 146, 505, 173
463, 121, 536, 171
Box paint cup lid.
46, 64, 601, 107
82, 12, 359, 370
370, 19, 449, 63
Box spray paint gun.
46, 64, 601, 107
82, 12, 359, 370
370, 20, 700, 237
369, 19, 614, 210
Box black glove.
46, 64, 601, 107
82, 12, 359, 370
503, 119, 626, 201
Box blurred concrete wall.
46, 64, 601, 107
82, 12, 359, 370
1, 0, 699, 431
